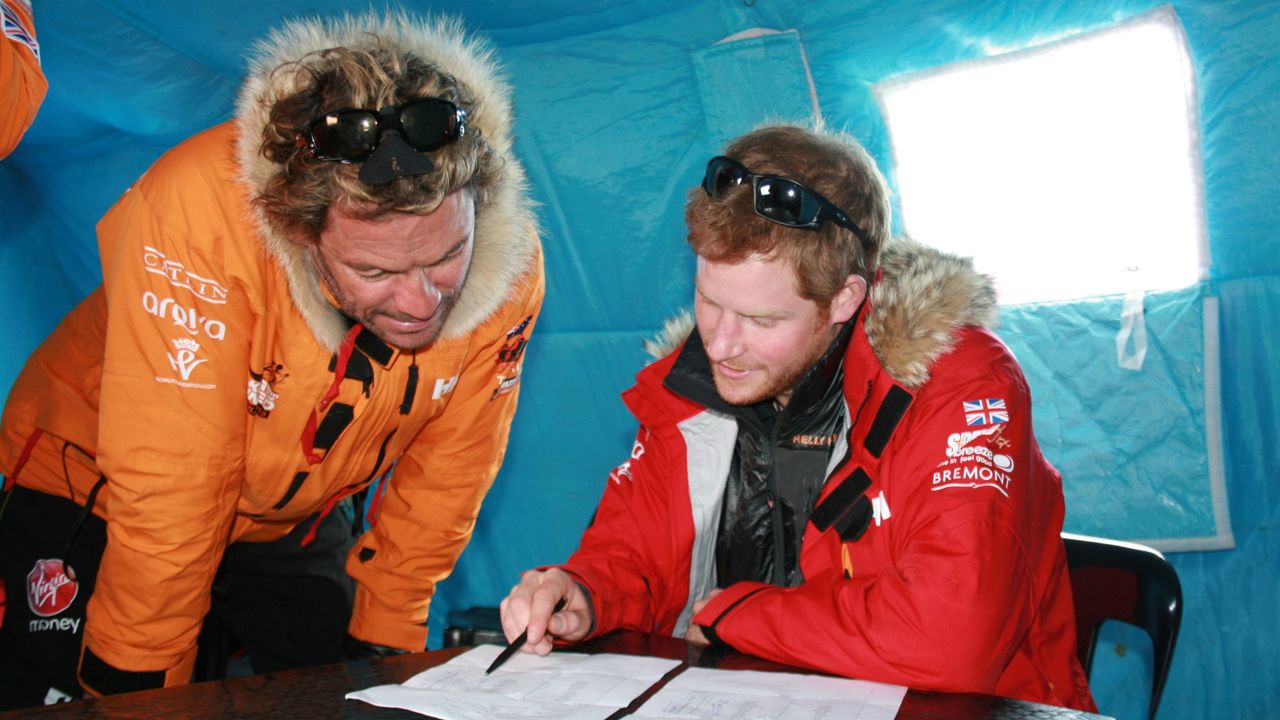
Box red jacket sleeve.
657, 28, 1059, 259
561, 422, 692, 638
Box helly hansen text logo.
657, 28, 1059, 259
142, 291, 226, 340
872, 491, 891, 527
142, 246, 229, 304
609, 439, 646, 484
433, 375, 458, 400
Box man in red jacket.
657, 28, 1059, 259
501, 124, 1095, 711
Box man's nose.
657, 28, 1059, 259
395, 271, 443, 319
703, 313, 742, 361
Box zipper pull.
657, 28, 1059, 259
400, 362, 419, 415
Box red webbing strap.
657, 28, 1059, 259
300, 324, 362, 464
300, 485, 359, 547
4, 428, 43, 492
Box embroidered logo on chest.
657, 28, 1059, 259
248, 362, 288, 418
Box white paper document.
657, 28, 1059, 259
346, 644, 682, 720
347, 645, 906, 720
631, 666, 907, 720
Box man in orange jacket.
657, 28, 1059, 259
0, 12, 543, 708
1, 0, 46, 158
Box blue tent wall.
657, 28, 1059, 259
1, 2, 1275, 718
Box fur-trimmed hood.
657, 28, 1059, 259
645, 236, 998, 389
234, 12, 536, 351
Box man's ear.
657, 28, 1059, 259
828, 274, 867, 325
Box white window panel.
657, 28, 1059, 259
875, 6, 1207, 306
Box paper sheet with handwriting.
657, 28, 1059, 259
631, 666, 907, 720
346, 644, 681, 720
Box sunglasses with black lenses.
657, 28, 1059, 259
305, 97, 467, 163
701, 155, 873, 251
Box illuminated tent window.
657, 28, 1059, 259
875, 6, 1207, 306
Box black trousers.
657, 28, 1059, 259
0, 484, 356, 710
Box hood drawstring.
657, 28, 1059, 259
400, 351, 419, 415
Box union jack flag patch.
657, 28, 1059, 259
2, 1, 40, 64
963, 398, 1008, 426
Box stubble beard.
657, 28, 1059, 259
363, 297, 456, 351
312, 252, 459, 352
711, 322, 838, 407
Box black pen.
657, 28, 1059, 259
484, 597, 567, 675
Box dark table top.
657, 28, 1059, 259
0, 631, 1110, 719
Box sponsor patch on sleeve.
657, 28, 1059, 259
154, 338, 215, 390
141, 245, 229, 304
489, 315, 533, 401
963, 397, 1008, 426
931, 424, 1016, 497
136, 247, 231, 392
141, 291, 226, 341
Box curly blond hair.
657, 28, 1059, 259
253, 41, 502, 242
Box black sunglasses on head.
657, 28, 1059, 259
701, 155, 873, 251
304, 97, 467, 163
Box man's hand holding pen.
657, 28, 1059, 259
499, 567, 595, 656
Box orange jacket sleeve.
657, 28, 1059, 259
1, 0, 46, 157
82, 169, 253, 687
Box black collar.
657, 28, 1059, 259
663, 320, 853, 435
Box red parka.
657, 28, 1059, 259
562, 237, 1096, 711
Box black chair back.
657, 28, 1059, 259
1062, 532, 1182, 720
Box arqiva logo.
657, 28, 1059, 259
27, 558, 79, 617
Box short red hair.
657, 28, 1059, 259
686, 124, 890, 304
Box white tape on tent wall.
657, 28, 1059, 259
1115, 289, 1149, 370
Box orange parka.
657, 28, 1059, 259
0, 15, 542, 689
1, 0, 46, 157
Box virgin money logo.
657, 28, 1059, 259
27, 559, 79, 618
